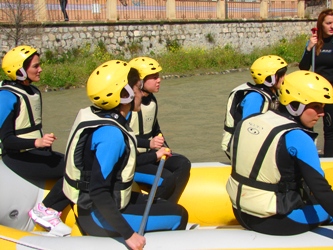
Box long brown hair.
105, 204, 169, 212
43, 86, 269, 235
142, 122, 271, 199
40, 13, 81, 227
316, 9, 333, 55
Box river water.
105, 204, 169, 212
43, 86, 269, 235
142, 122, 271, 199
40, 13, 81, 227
42, 66, 324, 163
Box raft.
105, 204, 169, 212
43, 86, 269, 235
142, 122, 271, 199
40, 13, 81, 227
1, 159, 333, 249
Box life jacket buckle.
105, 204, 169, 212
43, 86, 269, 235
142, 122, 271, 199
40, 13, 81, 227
75, 180, 90, 191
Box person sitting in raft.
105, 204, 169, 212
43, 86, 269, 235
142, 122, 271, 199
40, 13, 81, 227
226, 70, 333, 235
128, 57, 191, 203
221, 55, 288, 159
0, 45, 71, 236
62, 60, 188, 250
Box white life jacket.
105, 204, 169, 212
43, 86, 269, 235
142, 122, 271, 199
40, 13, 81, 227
63, 106, 137, 210
226, 111, 302, 218
129, 94, 158, 153
221, 82, 277, 159
0, 82, 43, 155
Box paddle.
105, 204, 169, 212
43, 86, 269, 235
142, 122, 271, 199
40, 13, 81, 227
138, 135, 169, 236
311, 27, 317, 72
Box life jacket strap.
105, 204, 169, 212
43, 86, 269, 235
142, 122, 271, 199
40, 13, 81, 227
65, 173, 90, 191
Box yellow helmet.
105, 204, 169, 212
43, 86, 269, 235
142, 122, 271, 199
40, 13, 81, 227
279, 70, 333, 116
2, 45, 37, 81
250, 55, 287, 86
86, 60, 134, 110
128, 57, 162, 80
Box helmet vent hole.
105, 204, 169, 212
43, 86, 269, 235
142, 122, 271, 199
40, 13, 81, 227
286, 89, 290, 94
96, 70, 100, 75
316, 76, 319, 80
324, 95, 331, 99
102, 102, 108, 106
94, 97, 100, 100
106, 93, 112, 97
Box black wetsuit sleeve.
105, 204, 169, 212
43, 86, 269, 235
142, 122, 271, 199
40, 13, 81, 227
135, 118, 162, 149
299, 48, 312, 70
298, 158, 333, 216
1, 110, 36, 150
152, 119, 170, 147
136, 136, 151, 149
136, 150, 157, 165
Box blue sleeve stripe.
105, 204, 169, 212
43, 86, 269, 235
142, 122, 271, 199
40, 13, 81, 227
92, 125, 126, 179
285, 130, 324, 176
0, 90, 17, 126
241, 92, 265, 119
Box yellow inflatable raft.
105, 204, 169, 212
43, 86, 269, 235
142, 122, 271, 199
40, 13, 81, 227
1, 159, 333, 249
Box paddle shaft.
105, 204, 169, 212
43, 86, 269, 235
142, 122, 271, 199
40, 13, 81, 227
138, 154, 167, 235
311, 27, 317, 72
312, 46, 316, 72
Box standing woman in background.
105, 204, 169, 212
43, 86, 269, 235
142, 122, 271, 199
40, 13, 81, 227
299, 9, 333, 156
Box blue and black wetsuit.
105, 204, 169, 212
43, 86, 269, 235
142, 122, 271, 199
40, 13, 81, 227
231, 110, 333, 235
73, 109, 188, 239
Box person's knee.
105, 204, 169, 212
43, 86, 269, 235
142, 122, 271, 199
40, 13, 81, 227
170, 154, 191, 171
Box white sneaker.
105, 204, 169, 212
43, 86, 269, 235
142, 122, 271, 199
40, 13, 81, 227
29, 203, 71, 237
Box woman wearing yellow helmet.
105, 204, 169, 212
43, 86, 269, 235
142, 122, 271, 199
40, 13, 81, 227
0, 45, 71, 236
128, 57, 191, 203
221, 55, 288, 159
226, 70, 333, 235
61, 60, 188, 250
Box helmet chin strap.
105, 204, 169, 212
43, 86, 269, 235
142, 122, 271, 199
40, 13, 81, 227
140, 80, 151, 95
16, 68, 28, 81
286, 103, 305, 117
120, 84, 135, 104
142, 89, 150, 94
264, 74, 276, 87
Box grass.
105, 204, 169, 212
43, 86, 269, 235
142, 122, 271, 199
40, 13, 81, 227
0, 34, 308, 89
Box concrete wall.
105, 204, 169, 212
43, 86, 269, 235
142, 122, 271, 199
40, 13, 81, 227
0, 20, 316, 58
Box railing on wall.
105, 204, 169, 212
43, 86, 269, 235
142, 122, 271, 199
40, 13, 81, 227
0, 0, 307, 23
269, 0, 298, 18
227, 1, 260, 19
118, 0, 166, 21
46, 0, 108, 21
176, 0, 218, 20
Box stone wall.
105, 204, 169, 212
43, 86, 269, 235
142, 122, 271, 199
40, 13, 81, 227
0, 20, 317, 58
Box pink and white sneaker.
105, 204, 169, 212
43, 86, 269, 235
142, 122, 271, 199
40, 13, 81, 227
29, 203, 71, 237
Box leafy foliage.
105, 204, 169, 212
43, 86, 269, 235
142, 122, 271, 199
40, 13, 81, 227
0, 35, 308, 89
